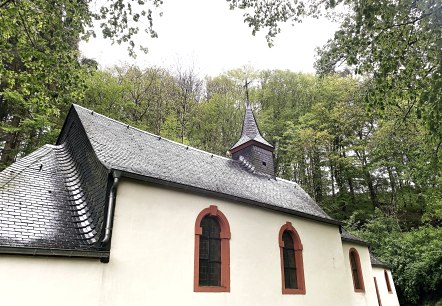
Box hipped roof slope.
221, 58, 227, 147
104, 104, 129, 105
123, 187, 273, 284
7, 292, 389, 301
68, 104, 336, 224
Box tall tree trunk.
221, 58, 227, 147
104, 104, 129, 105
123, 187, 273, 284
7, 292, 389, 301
387, 166, 397, 213
312, 148, 323, 203
365, 169, 379, 210
347, 176, 356, 207
329, 150, 336, 198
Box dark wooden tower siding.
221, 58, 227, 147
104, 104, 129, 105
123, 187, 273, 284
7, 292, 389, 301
229, 103, 275, 176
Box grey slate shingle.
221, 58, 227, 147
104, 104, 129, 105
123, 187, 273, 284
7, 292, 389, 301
370, 253, 391, 269
0, 103, 338, 254
0, 144, 103, 250
72, 104, 334, 223
340, 228, 369, 245
230, 103, 273, 150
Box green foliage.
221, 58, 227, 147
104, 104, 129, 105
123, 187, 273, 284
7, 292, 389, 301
0, 0, 164, 169
189, 77, 244, 155
316, 0, 442, 138
227, 0, 330, 46
82, 66, 246, 155
349, 212, 442, 305
82, 65, 201, 143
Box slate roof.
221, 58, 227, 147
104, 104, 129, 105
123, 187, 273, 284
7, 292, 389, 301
0, 104, 338, 257
370, 253, 391, 269
230, 103, 273, 151
340, 228, 369, 245
0, 142, 108, 258
341, 229, 392, 268
71, 104, 335, 223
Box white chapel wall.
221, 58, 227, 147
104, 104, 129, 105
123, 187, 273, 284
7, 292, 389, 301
341, 241, 380, 306
101, 178, 354, 306
0, 178, 385, 306
372, 266, 401, 306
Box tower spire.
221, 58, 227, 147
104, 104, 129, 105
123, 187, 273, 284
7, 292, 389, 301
229, 90, 275, 176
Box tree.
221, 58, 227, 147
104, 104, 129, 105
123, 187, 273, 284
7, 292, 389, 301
170, 66, 203, 144
0, 0, 164, 169
348, 211, 442, 305
82, 65, 182, 138
227, 0, 441, 138
0, 1, 89, 168
189, 74, 245, 156
315, 0, 442, 137
227, 0, 331, 46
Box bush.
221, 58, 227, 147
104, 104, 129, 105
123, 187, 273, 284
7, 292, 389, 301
349, 211, 442, 305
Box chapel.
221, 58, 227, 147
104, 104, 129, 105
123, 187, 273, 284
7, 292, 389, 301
0, 102, 400, 306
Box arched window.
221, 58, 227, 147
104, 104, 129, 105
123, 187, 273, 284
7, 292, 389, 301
194, 205, 230, 292
349, 248, 365, 292
374, 277, 382, 306
278, 222, 305, 294
384, 270, 392, 293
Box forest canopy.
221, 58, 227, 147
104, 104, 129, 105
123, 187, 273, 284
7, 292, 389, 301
1, 1, 441, 305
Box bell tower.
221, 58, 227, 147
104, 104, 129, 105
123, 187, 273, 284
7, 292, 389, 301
229, 99, 274, 176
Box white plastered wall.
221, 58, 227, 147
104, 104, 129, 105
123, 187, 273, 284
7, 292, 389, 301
372, 266, 401, 306
0, 178, 380, 306
341, 241, 380, 306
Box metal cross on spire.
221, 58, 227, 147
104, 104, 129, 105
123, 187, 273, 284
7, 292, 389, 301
244, 79, 252, 106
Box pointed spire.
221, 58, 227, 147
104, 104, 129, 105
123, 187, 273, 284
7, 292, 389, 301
230, 103, 273, 153
229, 101, 275, 176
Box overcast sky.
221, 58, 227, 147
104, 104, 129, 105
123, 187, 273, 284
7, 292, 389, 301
80, 0, 340, 77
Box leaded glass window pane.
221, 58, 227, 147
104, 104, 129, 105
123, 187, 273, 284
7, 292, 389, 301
282, 230, 298, 289
199, 216, 221, 286
350, 252, 361, 289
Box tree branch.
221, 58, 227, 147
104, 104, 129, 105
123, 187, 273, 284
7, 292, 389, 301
379, 5, 442, 31
0, 0, 13, 9
15, 1, 43, 53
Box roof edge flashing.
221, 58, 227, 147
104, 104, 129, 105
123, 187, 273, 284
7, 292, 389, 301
0, 246, 109, 260
117, 170, 342, 226
229, 139, 274, 154
341, 237, 370, 246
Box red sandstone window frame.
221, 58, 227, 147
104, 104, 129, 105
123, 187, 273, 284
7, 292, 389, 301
278, 222, 306, 294
384, 270, 392, 293
194, 205, 231, 292
349, 248, 365, 292
374, 277, 383, 306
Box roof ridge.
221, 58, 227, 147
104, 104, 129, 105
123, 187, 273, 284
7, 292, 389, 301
73, 104, 232, 162
54, 143, 99, 245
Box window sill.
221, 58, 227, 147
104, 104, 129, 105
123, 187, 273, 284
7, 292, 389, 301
282, 288, 306, 295
194, 286, 229, 292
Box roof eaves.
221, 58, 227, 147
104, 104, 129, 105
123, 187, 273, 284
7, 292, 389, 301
230, 138, 275, 154
371, 261, 391, 269
371, 253, 391, 269
341, 236, 370, 246
118, 169, 342, 226
0, 246, 109, 260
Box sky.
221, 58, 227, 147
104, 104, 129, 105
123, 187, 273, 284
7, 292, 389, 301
79, 0, 340, 77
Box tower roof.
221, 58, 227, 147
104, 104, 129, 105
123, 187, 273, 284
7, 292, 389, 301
230, 103, 273, 153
